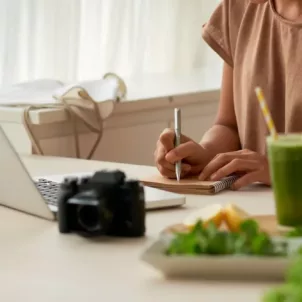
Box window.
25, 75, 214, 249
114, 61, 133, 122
0, 0, 220, 86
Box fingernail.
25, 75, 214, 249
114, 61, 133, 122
210, 173, 217, 180
198, 173, 205, 180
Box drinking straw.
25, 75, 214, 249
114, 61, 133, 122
255, 87, 278, 140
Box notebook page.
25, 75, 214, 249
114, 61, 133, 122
141, 174, 239, 195
141, 175, 215, 190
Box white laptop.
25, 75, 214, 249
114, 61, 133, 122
0, 126, 185, 220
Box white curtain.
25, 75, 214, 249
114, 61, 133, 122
0, 0, 219, 87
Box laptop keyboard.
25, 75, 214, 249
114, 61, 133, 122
34, 178, 60, 206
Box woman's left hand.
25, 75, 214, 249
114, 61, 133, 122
198, 149, 271, 190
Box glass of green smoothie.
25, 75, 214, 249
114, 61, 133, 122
267, 134, 302, 227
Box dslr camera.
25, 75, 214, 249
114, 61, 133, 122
57, 170, 146, 237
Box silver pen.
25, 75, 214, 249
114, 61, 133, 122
174, 108, 181, 182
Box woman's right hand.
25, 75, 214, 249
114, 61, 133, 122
154, 128, 209, 179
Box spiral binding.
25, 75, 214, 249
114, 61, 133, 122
212, 175, 238, 193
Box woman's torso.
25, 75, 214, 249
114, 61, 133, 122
233, 0, 302, 154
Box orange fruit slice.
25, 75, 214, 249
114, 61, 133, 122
224, 203, 251, 232
183, 204, 224, 229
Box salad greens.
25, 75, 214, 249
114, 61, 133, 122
165, 218, 302, 301
286, 226, 302, 238
262, 251, 302, 302
262, 226, 302, 301
166, 219, 288, 257
263, 284, 302, 302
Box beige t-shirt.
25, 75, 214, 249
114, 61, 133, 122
202, 0, 302, 155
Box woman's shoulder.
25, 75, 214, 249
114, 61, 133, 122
206, 0, 253, 26
226, 0, 250, 9
202, 0, 257, 67
229, 0, 250, 8
217, 0, 251, 22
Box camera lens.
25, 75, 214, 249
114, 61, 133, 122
77, 205, 101, 232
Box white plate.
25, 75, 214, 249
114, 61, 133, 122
141, 235, 302, 281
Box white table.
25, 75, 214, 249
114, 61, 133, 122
0, 155, 278, 301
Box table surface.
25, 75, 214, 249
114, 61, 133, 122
0, 155, 278, 302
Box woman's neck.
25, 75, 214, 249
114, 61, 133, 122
274, 0, 302, 21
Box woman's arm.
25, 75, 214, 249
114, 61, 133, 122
197, 63, 270, 189
199, 62, 241, 161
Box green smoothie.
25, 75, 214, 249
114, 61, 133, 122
267, 135, 302, 227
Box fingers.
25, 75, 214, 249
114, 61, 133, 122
198, 153, 233, 180
232, 171, 261, 190
165, 141, 197, 164
158, 128, 175, 152
209, 159, 260, 181
155, 145, 191, 178
198, 151, 259, 181
157, 162, 191, 179
156, 146, 175, 169
158, 165, 191, 179
158, 128, 192, 153
193, 148, 268, 190
155, 130, 176, 178
189, 164, 205, 176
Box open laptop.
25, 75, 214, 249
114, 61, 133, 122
0, 126, 185, 220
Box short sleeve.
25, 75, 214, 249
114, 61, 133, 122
202, 0, 248, 68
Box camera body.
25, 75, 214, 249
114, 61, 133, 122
57, 170, 146, 237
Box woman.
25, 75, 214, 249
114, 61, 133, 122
154, 0, 302, 190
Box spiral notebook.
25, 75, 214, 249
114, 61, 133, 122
140, 175, 238, 195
